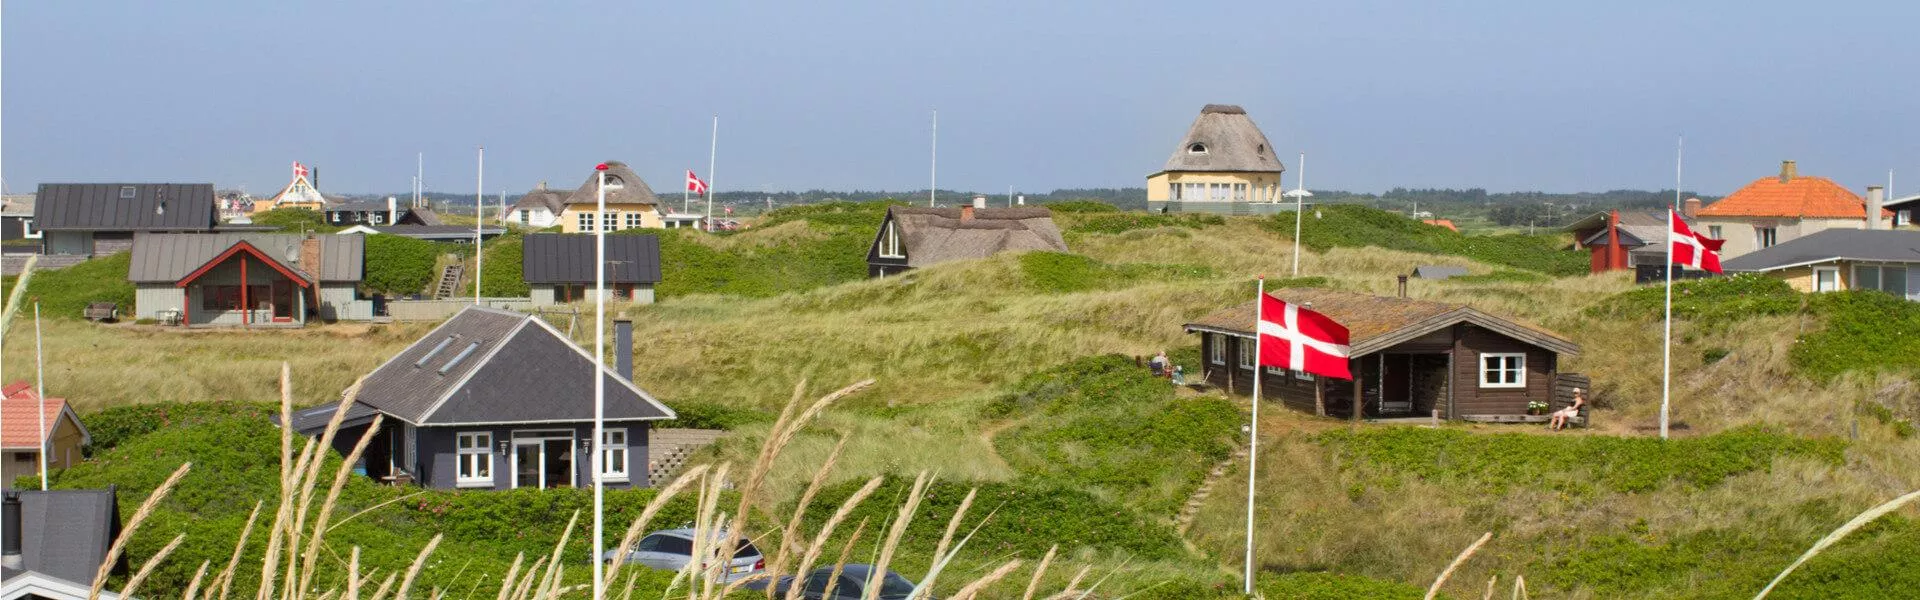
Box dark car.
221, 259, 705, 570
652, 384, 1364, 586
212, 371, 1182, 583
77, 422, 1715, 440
752, 564, 925, 600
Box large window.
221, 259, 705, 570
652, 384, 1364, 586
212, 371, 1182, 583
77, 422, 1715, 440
1757, 226, 1778, 249
1480, 353, 1526, 388
202, 285, 242, 311
1210, 183, 1231, 201
1183, 183, 1206, 201
1168, 182, 1182, 201
1853, 265, 1910, 297
1232, 183, 1248, 201
878, 222, 904, 258
456, 432, 492, 486
601, 429, 629, 482
577, 212, 594, 232
1208, 334, 1225, 365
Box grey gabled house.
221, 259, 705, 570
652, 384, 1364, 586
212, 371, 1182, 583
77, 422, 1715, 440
0, 488, 127, 600
521, 233, 662, 305
33, 183, 220, 256
285, 306, 675, 491
127, 232, 369, 325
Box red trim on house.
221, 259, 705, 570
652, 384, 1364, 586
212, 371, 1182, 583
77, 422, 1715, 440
174, 241, 313, 289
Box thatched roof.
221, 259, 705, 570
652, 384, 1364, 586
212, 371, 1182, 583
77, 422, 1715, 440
510, 181, 566, 214
1158, 104, 1286, 174
561, 162, 662, 207
884, 206, 1068, 267
1183, 288, 1579, 356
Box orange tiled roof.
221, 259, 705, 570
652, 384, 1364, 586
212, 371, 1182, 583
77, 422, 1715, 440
1697, 174, 1890, 219
1, 380, 67, 449
1422, 219, 1458, 232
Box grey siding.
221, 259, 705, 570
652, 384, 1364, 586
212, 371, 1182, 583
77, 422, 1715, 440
317, 284, 362, 320
416, 422, 652, 491
134, 286, 185, 319
92, 232, 134, 256
530, 286, 557, 306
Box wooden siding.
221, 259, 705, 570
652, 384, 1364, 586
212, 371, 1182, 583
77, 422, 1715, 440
1452, 325, 1556, 417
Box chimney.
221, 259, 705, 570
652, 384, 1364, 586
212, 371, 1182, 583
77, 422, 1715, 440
311, 167, 320, 190
1016, 195, 1025, 206
614, 318, 633, 381
387, 196, 398, 224
972, 195, 987, 209
2, 491, 21, 570
959, 204, 975, 222
1867, 185, 1886, 230
299, 234, 323, 281
1683, 197, 1701, 219
1396, 274, 1409, 298
1779, 160, 1797, 183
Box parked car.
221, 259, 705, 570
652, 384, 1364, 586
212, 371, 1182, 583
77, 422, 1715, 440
599, 528, 764, 583
750, 564, 925, 600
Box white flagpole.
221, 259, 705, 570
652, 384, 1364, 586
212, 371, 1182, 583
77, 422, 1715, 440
34, 303, 48, 491
706, 116, 718, 232
1243, 277, 1264, 594
930, 109, 938, 207
475, 147, 484, 305
684, 170, 692, 214
592, 165, 607, 600
1291, 152, 1307, 278
1660, 136, 1681, 441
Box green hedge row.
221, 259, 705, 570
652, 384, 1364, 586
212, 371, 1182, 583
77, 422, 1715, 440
1264, 204, 1586, 276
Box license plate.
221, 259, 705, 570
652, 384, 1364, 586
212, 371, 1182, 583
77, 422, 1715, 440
729, 565, 749, 574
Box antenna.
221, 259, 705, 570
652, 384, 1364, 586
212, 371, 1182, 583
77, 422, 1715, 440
930, 109, 939, 207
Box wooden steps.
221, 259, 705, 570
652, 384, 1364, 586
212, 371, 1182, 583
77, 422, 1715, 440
433, 264, 464, 299
1175, 444, 1249, 535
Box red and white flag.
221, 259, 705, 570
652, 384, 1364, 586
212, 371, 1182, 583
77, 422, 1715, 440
293, 161, 309, 179
1668, 210, 1725, 274
686, 170, 708, 195
1256, 293, 1353, 380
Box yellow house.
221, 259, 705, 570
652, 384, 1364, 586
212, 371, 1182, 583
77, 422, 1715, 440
253, 161, 331, 214
556, 161, 701, 233
2, 381, 90, 486
1146, 104, 1287, 213
1721, 229, 1919, 300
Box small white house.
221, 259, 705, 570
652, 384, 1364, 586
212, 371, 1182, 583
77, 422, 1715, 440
506, 182, 564, 229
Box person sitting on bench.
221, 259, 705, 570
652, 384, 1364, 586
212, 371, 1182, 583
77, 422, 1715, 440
1550, 388, 1586, 431
1149, 351, 1169, 376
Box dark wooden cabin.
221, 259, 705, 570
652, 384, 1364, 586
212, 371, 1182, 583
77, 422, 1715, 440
1183, 288, 1581, 420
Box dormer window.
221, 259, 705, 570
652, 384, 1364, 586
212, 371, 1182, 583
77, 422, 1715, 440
603, 176, 625, 190
120, 186, 137, 199
878, 221, 904, 258
1187, 143, 1208, 155
1257, 144, 1266, 153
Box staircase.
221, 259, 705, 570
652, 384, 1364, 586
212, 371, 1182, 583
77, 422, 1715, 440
648, 428, 727, 487
432, 264, 464, 299
1175, 444, 1250, 535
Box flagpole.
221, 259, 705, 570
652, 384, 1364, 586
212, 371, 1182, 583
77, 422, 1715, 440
34, 303, 47, 491
1243, 277, 1264, 594
930, 109, 938, 207
1291, 152, 1306, 278
592, 164, 608, 600
1660, 136, 1680, 441
706, 116, 718, 232
475, 146, 484, 305
684, 169, 691, 214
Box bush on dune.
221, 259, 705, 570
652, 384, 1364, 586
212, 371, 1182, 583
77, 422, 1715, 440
18, 252, 135, 319
1267, 204, 1585, 276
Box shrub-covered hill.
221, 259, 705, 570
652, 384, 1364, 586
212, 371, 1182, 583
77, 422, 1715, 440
1262, 204, 1587, 276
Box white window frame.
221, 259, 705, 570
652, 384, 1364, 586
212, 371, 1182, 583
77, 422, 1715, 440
878, 222, 904, 258
601, 211, 616, 230
1169, 182, 1182, 201
1757, 226, 1778, 249
625, 212, 643, 229
22, 219, 39, 239
1208, 334, 1225, 365
1293, 369, 1316, 381
456, 431, 493, 487
1479, 353, 1526, 389
1812, 266, 1840, 292
1706, 225, 1722, 240
577, 212, 595, 232
1237, 338, 1255, 371
600, 428, 629, 482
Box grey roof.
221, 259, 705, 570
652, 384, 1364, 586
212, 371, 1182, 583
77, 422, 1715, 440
326, 201, 392, 213
281, 401, 381, 436
1157, 105, 1286, 174
18, 489, 122, 584
1411, 265, 1469, 280
1722, 229, 1920, 272
562, 162, 663, 207
349, 306, 674, 426
511, 183, 567, 215
368, 225, 505, 240
127, 232, 364, 283
1886, 194, 1920, 209
522, 233, 663, 284
32, 183, 217, 231
400, 208, 443, 226
880, 206, 1069, 268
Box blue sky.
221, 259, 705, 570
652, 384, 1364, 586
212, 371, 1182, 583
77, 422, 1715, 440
4, 1, 1917, 197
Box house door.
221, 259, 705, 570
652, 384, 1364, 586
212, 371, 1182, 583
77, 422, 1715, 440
271, 281, 296, 322
512, 431, 576, 489
1381, 355, 1414, 414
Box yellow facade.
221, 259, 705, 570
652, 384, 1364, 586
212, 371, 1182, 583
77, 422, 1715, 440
1146, 172, 1284, 203
558, 203, 667, 233
1772, 264, 1852, 293
1, 414, 87, 485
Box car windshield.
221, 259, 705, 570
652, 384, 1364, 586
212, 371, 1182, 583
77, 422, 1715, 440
875, 572, 916, 596
732, 541, 761, 559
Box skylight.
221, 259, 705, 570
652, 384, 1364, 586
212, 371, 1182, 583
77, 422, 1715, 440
119, 186, 137, 199
438, 342, 482, 375
414, 336, 456, 368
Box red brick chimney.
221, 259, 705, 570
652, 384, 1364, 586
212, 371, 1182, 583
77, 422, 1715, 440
959, 204, 974, 222
1779, 160, 1797, 183
1682, 197, 1701, 219
299, 235, 322, 281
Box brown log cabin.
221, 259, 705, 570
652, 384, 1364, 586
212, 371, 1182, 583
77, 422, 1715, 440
1183, 288, 1581, 421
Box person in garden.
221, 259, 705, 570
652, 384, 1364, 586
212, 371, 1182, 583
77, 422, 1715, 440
1550, 388, 1586, 431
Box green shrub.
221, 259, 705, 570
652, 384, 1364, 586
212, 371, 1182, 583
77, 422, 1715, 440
1860, 401, 1916, 439
636, 204, 880, 299
1702, 347, 1731, 365
1067, 213, 1225, 235
657, 401, 762, 430
478, 234, 530, 297
21, 252, 135, 320
83, 401, 277, 451
1587, 273, 1803, 326
1265, 205, 1585, 276
801, 476, 1189, 560
1042, 200, 1121, 213
1791, 290, 1920, 381
249, 208, 341, 233
360, 234, 442, 295
1017, 252, 1212, 294
1317, 425, 1845, 495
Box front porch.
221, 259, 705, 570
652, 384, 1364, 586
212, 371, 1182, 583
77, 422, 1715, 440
176, 241, 313, 327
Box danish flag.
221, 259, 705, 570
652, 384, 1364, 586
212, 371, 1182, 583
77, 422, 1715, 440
293, 162, 309, 179
1668, 210, 1725, 274
1256, 292, 1353, 380
686, 170, 709, 195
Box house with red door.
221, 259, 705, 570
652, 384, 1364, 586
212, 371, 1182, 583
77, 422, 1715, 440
126, 232, 368, 325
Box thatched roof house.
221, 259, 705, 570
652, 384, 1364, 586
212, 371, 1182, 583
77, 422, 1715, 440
506, 182, 567, 228
1147, 105, 1288, 211
867, 204, 1067, 277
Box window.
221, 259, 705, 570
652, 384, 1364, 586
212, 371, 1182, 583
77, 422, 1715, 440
12, 452, 33, 463
1237, 339, 1255, 370
1757, 226, 1778, 249
519, 210, 531, 225
119, 186, 137, 199
22, 219, 38, 239
1210, 183, 1230, 201
438, 342, 481, 375
1184, 183, 1206, 201
578, 212, 595, 232
1232, 183, 1248, 201
624, 212, 643, 229
1855, 266, 1880, 292
1187, 143, 1208, 154
1852, 265, 1909, 297
202, 285, 242, 311
1813, 267, 1840, 292
414, 336, 456, 367
601, 212, 615, 231
1707, 225, 1722, 239
1293, 370, 1316, 382
1208, 334, 1226, 365
635, 534, 694, 555
878, 222, 904, 258
1897, 209, 1912, 228
1480, 353, 1526, 388
456, 432, 492, 486
1169, 182, 1182, 201
603, 176, 625, 189
600, 429, 629, 481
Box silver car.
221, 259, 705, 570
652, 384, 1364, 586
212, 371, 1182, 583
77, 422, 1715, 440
600, 528, 765, 583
